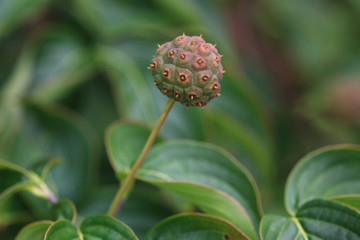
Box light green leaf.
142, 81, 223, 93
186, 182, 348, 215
139, 141, 261, 239
44, 215, 139, 240
147, 181, 257, 239
44, 220, 79, 240
146, 213, 249, 240
15, 220, 52, 240
81, 215, 139, 240
106, 121, 161, 179
0, 159, 56, 202
261, 199, 360, 240
106, 125, 262, 240
285, 145, 360, 214
330, 195, 360, 212
260, 215, 304, 240
0, 181, 33, 202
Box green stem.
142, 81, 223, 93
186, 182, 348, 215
107, 98, 175, 217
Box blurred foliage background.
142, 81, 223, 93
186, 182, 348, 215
1, 0, 360, 239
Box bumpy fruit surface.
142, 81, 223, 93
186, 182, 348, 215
149, 34, 224, 107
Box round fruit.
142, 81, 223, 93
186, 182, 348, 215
149, 34, 224, 107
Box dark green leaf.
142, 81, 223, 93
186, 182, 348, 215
146, 213, 249, 240
203, 110, 274, 183
0, 0, 48, 39
285, 145, 360, 214
261, 199, 360, 240
138, 141, 261, 239
79, 184, 174, 239
0, 47, 34, 159
81, 215, 139, 240
106, 129, 261, 240
97, 46, 158, 124
0, 159, 55, 202
44, 220, 79, 240
50, 199, 76, 223
44, 215, 139, 240
9, 104, 94, 203
71, 0, 170, 39
29, 28, 94, 103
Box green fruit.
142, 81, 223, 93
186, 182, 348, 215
149, 34, 224, 107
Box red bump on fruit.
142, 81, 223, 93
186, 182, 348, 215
154, 79, 160, 87
175, 68, 193, 87
188, 93, 196, 100
168, 49, 176, 58
191, 55, 208, 71
179, 74, 187, 82
180, 53, 187, 60
163, 69, 169, 78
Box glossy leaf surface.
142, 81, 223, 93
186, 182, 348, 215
146, 213, 249, 240
45, 215, 138, 240
285, 145, 360, 213
106, 123, 261, 239
261, 199, 360, 240
80, 215, 139, 240
44, 220, 79, 240
330, 195, 360, 212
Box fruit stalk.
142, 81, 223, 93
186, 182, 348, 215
107, 98, 175, 217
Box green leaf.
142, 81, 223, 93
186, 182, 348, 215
139, 141, 261, 239
71, 0, 171, 39
203, 110, 274, 183
8, 103, 94, 202
106, 126, 261, 240
0, 47, 34, 159
330, 195, 360, 212
32, 157, 62, 179
0, 181, 33, 202
97, 46, 158, 125
80, 184, 174, 239
261, 199, 360, 239
15, 220, 52, 240
44, 220, 79, 240
50, 199, 76, 223
106, 121, 161, 179
285, 145, 360, 214
0, 159, 56, 202
44, 215, 139, 240
81, 215, 139, 240
0, 0, 48, 39
29, 28, 94, 103
0, 160, 28, 199
146, 213, 249, 240
0, 196, 33, 230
